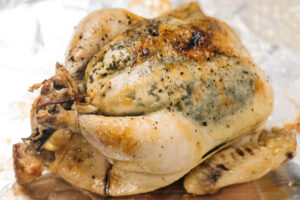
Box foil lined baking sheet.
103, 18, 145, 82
0, 0, 299, 199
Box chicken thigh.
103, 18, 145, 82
13, 2, 295, 197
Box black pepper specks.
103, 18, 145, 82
101, 73, 107, 77
89, 74, 94, 83
127, 15, 131, 25
147, 22, 159, 37
83, 16, 256, 130
286, 152, 294, 160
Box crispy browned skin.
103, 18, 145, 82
13, 143, 43, 185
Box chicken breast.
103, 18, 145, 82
65, 8, 143, 91
78, 1, 273, 176
13, 2, 294, 197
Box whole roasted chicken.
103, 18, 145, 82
13, 2, 296, 196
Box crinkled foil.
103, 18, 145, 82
0, 0, 299, 199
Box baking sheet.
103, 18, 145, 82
0, 0, 300, 199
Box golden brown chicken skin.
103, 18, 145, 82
13, 2, 296, 197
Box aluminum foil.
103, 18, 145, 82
0, 0, 299, 199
